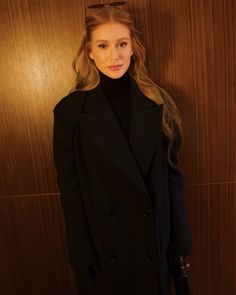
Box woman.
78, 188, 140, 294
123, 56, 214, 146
53, 2, 192, 295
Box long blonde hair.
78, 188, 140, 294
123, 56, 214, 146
70, 4, 183, 167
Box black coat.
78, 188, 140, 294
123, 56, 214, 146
52, 77, 192, 295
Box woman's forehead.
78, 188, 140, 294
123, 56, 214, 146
91, 21, 131, 40
91, 25, 130, 43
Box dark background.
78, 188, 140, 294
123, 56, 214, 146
0, 0, 235, 294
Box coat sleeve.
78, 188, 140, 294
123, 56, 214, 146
52, 102, 99, 273
167, 124, 192, 257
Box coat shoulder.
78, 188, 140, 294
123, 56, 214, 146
53, 90, 86, 118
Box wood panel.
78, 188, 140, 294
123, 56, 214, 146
0, 0, 84, 196
0, 194, 76, 295
0, 0, 235, 294
137, 0, 235, 185
185, 183, 236, 295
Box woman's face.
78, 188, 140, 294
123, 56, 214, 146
88, 21, 133, 79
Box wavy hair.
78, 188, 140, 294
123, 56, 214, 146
70, 4, 183, 167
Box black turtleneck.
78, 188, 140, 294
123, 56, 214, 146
98, 69, 131, 143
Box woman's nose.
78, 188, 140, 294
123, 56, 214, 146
110, 46, 120, 59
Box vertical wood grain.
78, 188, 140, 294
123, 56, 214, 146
0, 0, 235, 294
185, 184, 236, 294
0, 194, 76, 295
0, 0, 84, 195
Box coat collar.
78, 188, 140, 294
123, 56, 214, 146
77, 77, 163, 196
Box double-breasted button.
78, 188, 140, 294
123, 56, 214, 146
106, 209, 117, 218
108, 252, 117, 261
145, 252, 153, 260
143, 209, 151, 217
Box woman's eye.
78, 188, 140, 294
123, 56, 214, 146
98, 42, 128, 49
120, 42, 127, 47
98, 44, 107, 49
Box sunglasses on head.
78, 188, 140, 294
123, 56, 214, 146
86, 1, 127, 10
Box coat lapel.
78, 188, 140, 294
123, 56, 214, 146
77, 76, 163, 196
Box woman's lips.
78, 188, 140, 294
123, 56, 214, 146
108, 65, 123, 71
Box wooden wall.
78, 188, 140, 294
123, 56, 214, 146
0, 0, 235, 294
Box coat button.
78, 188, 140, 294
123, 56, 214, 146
143, 209, 151, 217
106, 209, 117, 218
108, 252, 117, 261
145, 252, 153, 260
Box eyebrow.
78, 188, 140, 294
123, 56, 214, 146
95, 37, 130, 43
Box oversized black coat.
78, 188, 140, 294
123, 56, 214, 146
52, 77, 192, 295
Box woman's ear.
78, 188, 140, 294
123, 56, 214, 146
87, 44, 94, 60
89, 51, 94, 60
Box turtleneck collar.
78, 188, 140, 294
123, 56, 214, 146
98, 69, 130, 95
